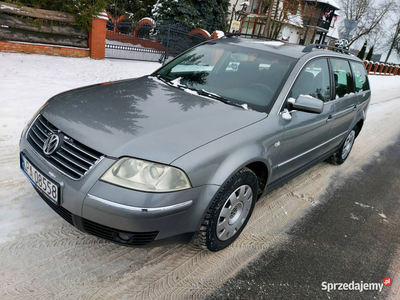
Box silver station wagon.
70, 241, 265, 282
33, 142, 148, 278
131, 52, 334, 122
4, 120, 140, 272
20, 36, 370, 251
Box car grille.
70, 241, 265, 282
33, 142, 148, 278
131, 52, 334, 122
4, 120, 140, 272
26, 114, 103, 180
82, 218, 159, 246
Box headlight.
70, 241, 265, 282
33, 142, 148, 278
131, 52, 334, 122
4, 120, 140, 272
101, 157, 191, 192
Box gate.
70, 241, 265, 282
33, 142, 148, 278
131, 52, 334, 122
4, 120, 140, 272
105, 21, 209, 63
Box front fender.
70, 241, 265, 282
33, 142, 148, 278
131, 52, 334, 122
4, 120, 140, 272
171, 118, 283, 189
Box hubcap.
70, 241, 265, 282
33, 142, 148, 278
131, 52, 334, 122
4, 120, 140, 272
216, 185, 253, 241
341, 130, 356, 160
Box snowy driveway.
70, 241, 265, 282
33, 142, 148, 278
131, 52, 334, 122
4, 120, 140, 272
1, 53, 400, 299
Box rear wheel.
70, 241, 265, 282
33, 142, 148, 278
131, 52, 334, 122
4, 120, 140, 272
195, 167, 258, 252
327, 128, 356, 165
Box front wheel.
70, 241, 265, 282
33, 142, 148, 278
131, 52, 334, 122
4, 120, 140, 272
326, 128, 356, 165
194, 167, 258, 252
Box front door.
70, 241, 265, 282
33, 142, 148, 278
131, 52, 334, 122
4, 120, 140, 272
277, 58, 335, 178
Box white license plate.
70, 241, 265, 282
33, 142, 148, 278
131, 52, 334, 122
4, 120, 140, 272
21, 154, 59, 204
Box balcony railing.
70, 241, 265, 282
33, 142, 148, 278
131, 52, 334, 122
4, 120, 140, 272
303, 17, 330, 31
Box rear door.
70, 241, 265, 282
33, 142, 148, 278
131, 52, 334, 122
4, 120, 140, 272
325, 58, 358, 150
276, 58, 334, 178
349, 61, 371, 108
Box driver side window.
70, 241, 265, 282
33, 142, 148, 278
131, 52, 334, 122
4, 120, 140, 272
291, 58, 331, 102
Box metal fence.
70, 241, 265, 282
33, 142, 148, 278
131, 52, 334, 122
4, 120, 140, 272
105, 21, 209, 63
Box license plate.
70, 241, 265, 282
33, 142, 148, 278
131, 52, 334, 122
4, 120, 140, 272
21, 154, 59, 204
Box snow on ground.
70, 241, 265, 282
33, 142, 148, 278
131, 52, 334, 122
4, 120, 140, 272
368, 75, 400, 103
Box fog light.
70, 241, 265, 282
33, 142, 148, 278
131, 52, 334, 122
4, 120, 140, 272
118, 232, 130, 241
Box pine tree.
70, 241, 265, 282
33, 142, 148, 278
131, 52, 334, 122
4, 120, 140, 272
108, 0, 157, 21
139, 0, 159, 20
193, 0, 230, 33
152, 0, 230, 32
152, 0, 203, 29
366, 46, 374, 61
357, 41, 367, 60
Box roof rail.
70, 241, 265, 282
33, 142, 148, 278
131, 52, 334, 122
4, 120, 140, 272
303, 44, 351, 54
225, 33, 283, 42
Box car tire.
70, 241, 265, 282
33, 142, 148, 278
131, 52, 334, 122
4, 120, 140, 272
326, 128, 357, 165
194, 167, 258, 252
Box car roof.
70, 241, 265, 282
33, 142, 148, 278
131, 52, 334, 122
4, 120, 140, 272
212, 36, 361, 62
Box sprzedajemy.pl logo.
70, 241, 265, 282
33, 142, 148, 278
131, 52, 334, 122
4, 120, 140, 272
321, 277, 392, 293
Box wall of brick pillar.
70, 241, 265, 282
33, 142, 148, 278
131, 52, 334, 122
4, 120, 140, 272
0, 41, 89, 57
88, 17, 107, 59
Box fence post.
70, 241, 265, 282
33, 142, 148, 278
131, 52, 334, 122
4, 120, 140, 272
89, 12, 108, 59
378, 63, 385, 75
366, 61, 373, 75
383, 64, 389, 75
373, 63, 379, 74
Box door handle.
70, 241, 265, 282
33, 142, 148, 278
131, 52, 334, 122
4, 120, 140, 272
353, 104, 358, 111
326, 115, 333, 122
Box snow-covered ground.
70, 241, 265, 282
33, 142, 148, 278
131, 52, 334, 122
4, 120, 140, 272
1, 52, 400, 299
368, 74, 400, 103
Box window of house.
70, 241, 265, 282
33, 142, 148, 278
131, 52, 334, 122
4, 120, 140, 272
350, 61, 370, 92
241, 18, 265, 36
331, 58, 355, 98
290, 58, 331, 102
250, 0, 261, 14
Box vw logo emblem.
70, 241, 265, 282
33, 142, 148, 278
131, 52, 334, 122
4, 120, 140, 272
43, 134, 60, 156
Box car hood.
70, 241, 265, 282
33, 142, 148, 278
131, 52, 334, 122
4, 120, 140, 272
42, 76, 266, 164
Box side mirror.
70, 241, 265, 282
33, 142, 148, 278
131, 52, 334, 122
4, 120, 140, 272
291, 95, 324, 114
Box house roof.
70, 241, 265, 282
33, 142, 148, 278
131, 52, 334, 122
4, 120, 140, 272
304, 0, 340, 10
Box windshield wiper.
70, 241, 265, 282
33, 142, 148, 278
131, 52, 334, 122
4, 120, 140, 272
152, 75, 246, 109
154, 75, 188, 91
154, 74, 172, 85
196, 89, 245, 109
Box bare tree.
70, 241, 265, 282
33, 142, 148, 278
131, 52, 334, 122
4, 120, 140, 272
383, 3, 400, 63
261, 0, 305, 39
339, 0, 394, 46
385, 20, 400, 63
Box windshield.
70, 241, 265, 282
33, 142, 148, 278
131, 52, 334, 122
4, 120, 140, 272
154, 42, 296, 112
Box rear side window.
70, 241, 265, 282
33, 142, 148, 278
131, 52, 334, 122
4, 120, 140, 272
350, 61, 370, 92
330, 58, 355, 98
291, 58, 331, 102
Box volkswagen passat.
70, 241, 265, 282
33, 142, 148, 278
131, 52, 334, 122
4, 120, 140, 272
20, 36, 370, 251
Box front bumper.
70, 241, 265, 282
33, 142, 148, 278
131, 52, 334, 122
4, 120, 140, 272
20, 127, 219, 246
